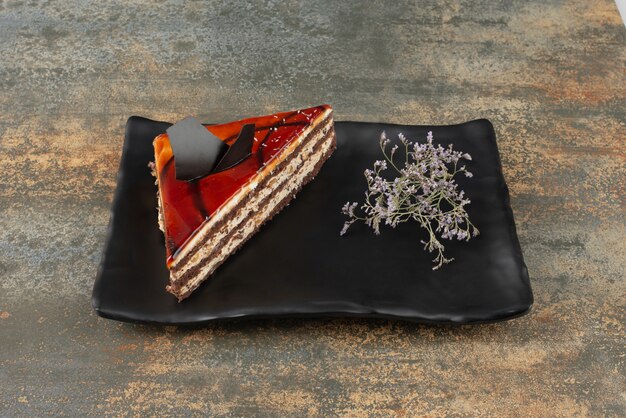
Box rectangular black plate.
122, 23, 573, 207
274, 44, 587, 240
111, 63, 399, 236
92, 117, 532, 325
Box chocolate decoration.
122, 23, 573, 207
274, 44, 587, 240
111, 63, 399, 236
167, 116, 227, 181
213, 123, 255, 173
168, 118, 258, 181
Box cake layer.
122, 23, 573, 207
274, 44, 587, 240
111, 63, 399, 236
169, 115, 334, 281
154, 105, 331, 265
165, 109, 333, 270
168, 128, 336, 299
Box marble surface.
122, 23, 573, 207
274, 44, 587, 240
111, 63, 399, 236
1, 0, 624, 416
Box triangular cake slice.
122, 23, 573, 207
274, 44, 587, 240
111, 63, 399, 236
152, 105, 336, 300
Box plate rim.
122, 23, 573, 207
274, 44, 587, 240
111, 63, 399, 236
92, 117, 533, 326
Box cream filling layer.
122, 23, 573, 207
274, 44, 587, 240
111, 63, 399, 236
167, 108, 333, 266
173, 134, 335, 296
171, 119, 333, 281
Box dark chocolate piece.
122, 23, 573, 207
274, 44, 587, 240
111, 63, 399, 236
167, 116, 227, 181
214, 124, 255, 173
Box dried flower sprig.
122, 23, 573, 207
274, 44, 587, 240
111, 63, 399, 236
340, 131, 479, 270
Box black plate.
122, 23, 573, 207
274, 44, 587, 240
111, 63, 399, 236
92, 117, 532, 325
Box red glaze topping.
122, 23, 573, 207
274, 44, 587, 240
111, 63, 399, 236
154, 105, 330, 267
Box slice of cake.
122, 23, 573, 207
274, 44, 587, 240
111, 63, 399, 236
152, 105, 336, 300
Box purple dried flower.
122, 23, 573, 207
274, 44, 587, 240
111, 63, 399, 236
341, 202, 358, 218
340, 220, 353, 236
340, 131, 480, 270
373, 160, 387, 171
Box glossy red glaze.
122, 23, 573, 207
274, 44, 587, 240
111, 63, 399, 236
153, 105, 330, 267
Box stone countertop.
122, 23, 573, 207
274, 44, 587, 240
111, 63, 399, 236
1, 1, 624, 416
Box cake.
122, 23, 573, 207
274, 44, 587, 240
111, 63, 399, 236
152, 105, 336, 300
